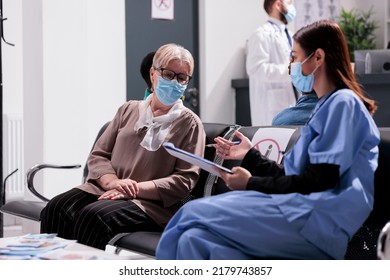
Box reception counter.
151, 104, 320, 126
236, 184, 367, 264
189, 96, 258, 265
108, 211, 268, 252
232, 74, 390, 127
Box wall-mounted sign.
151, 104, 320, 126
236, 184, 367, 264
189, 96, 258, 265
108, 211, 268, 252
295, 0, 340, 30
151, 0, 174, 20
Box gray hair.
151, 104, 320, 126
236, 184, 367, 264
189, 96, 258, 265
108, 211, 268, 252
153, 43, 194, 75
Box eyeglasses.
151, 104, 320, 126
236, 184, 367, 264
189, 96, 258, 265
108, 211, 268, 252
155, 67, 192, 85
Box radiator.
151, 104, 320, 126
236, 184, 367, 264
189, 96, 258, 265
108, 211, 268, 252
3, 114, 25, 199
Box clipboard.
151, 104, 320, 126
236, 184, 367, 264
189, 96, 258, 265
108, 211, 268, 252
163, 142, 233, 177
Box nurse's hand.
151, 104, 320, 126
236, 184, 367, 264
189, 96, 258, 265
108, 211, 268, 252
213, 130, 252, 160
213, 166, 251, 191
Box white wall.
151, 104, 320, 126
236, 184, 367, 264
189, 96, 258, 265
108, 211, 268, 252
2, 0, 23, 117
41, 0, 126, 197
199, 0, 266, 123
2, 0, 25, 185
340, 0, 385, 48
22, 0, 45, 200
3, 0, 126, 199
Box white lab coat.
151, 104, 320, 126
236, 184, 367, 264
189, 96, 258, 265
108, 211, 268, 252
246, 17, 296, 126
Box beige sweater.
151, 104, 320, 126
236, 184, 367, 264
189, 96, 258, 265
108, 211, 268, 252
78, 100, 205, 227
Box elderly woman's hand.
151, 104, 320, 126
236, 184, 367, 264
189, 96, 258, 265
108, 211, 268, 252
98, 178, 139, 200
213, 130, 252, 160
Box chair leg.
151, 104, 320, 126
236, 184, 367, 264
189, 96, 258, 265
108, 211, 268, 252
1, 168, 19, 238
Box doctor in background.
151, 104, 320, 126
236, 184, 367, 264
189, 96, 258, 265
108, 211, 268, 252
246, 0, 297, 125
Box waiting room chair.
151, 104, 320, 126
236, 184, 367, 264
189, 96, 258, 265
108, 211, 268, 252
377, 220, 390, 260
0, 122, 111, 221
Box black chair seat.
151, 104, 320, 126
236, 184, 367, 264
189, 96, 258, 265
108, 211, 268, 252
112, 231, 162, 257
0, 200, 46, 221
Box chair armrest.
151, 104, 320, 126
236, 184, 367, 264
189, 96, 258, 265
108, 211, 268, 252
378, 221, 390, 260
27, 163, 82, 202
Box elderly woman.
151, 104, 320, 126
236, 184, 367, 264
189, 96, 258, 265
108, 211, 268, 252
40, 43, 205, 250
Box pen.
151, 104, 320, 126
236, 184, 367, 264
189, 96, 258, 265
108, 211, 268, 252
205, 141, 241, 147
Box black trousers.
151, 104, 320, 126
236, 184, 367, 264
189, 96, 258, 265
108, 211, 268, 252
40, 188, 161, 250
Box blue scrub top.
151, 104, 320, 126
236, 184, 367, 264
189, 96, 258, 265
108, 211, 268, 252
272, 88, 380, 258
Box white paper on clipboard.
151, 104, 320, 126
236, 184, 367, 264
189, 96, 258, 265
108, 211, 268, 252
163, 142, 233, 177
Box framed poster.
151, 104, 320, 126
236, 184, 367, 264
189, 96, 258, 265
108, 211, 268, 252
151, 0, 174, 20
295, 0, 341, 30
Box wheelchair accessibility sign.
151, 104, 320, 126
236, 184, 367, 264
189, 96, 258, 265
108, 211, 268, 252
152, 0, 174, 20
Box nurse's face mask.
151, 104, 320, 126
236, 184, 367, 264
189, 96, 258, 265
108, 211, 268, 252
289, 52, 318, 94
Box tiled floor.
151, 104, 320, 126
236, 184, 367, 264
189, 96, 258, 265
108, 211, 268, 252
2, 215, 23, 237
3, 225, 23, 237
2, 215, 39, 237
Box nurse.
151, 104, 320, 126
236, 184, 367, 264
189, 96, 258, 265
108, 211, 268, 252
156, 20, 380, 260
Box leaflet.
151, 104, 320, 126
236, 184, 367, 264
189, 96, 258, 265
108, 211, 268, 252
163, 142, 233, 177
0, 234, 76, 257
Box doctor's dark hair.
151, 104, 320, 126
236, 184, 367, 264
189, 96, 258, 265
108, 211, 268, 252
263, 0, 278, 14
293, 19, 377, 115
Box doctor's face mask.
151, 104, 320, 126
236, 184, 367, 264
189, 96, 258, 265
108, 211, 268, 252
279, 0, 296, 23
289, 52, 318, 93
283, 3, 296, 23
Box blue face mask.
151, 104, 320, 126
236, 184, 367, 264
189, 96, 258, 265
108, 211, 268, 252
283, 4, 296, 23
290, 53, 317, 94
155, 76, 187, 106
